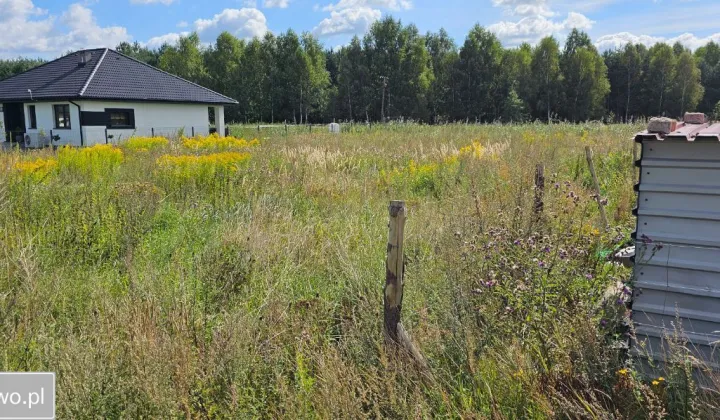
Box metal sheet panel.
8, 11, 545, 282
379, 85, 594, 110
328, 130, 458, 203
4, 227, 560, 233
632, 138, 720, 371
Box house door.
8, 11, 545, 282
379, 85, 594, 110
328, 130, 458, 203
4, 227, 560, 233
2, 103, 25, 143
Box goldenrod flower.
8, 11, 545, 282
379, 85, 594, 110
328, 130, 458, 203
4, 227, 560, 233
125, 136, 169, 151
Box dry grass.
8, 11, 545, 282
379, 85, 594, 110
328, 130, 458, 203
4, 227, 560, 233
0, 123, 717, 418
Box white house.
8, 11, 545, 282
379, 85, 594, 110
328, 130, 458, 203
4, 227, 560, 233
0, 49, 237, 147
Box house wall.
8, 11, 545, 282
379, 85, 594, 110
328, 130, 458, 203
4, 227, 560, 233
23, 101, 81, 146
17, 101, 218, 147
77, 101, 212, 145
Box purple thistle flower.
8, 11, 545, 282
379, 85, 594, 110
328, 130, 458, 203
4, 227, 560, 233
600, 319, 607, 327
585, 273, 593, 280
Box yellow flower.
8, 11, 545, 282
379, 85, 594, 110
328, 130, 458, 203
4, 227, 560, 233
156, 151, 251, 182
657, 377, 665, 382
124, 136, 169, 151
181, 133, 259, 151
57, 144, 123, 179
652, 380, 659, 386
13, 157, 58, 181
617, 369, 628, 376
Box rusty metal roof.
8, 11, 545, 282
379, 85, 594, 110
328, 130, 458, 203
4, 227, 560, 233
635, 122, 720, 142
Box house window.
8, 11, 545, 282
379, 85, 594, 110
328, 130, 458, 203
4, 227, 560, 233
28, 105, 37, 129
54, 104, 71, 129
106, 108, 135, 129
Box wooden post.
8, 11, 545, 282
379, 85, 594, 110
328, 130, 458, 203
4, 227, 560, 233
257, 123, 260, 133
104, 128, 108, 144
534, 163, 545, 216
385, 201, 406, 344
191, 126, 195, 137
384, 201, 429, 371
151, 127, 155, 137
585, 146, 609, 230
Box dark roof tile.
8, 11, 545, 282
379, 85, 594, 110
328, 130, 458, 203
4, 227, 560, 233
0, 48, 237, 105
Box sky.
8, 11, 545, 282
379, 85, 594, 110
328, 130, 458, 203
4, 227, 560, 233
1, 0, 720, 58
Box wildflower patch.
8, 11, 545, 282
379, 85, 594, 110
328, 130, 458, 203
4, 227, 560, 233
182, 133, 259, 151
124, 136, 169, 151
57, 144, 124, 179
156, 152, 251, 183
13, 157, 58, 182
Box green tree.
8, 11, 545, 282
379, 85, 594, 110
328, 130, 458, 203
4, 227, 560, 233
531, 36, 562, 122
696, 41, 720, 114
456, 25, 504, 121
336, 37, 372, 121
645, 43, 676, 115
560, 29, 610, 121
158, 33, 208, 85
670, 50, 704, 116
116, 41, 160, 66
204, 32, 243, 121
301, 33, 331, 123
426, 29, 460, 122
619, 43, 644, 121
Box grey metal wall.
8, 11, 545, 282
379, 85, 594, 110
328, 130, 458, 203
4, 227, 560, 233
632, 138, 720, 372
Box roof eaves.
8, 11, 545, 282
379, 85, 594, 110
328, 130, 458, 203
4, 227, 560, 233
79, 48, 108, 97
109, 49, 239, 104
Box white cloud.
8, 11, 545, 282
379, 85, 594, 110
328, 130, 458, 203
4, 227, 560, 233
594, 31, 720, 51
322, 0, 411, 12
313, 6, 381, 37
564, 11, 593, 30
145, 32, 187, 48
146, 8, 269, 48
176, 20, 188, 28
130, 0, 175, 5
492, 0, 553, 17
263, 0, 290, 8
194, 8, 268, 40
57, 3, 131, 50
0, 1, 130, 56
488, 12, 594, 45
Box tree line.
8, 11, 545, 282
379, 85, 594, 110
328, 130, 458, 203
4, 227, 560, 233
3, 17, 720, 124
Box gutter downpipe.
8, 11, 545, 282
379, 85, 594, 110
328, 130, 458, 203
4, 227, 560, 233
69, 100, 83, 146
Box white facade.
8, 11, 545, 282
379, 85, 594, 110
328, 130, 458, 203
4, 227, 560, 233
16, 101, 225, 147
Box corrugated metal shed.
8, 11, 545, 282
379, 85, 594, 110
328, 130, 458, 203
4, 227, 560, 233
632, 122, 720, 375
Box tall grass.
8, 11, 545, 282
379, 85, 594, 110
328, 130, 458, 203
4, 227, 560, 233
0, 125, 717, 417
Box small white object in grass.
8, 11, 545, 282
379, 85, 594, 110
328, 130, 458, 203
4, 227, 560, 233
328, 123, 340, 134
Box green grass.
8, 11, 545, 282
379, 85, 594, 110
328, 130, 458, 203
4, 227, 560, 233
0, 124, 716, 418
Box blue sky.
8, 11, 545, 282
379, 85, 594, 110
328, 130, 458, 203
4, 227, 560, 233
1, 0, 719, 58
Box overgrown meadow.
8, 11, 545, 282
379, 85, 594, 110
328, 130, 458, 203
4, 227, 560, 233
0, 124, 716, 418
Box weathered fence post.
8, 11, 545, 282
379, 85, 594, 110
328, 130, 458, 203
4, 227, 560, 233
385, 200, 406, 344
151, 127, 155, 137
384, 201, 430, 372
534, 163, 545, 216
585, 146, 609, 230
